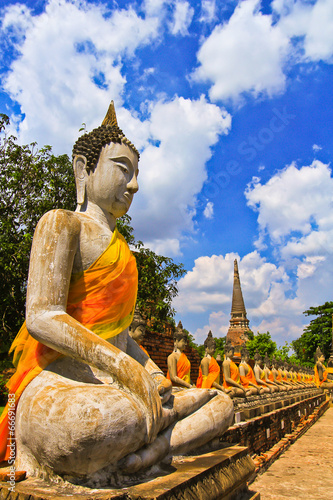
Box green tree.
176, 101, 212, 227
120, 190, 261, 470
246, 331, 277, 359
291, 301, 333, 364
0, 114, 76, 355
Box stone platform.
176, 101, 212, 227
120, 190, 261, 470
0, 446, 256, 500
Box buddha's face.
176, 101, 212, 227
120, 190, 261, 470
226, 348, 234, 359
86, 142, 139, 218
129, 324, 146, 344
319, 354, 325, 363
175, 338, 187, 352
206, 345, 215, 356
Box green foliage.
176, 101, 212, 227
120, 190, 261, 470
0, 373, 9, 404
275, 341, 293, 361
135, 247, 185, 333
291, 301, 333, 364
0, 114, 76, 350
246, 331, 277, 359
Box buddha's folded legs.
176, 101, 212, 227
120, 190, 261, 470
121, 390, 233, 473
15, 370, 151, 478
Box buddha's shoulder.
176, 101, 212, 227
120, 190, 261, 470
36, 209, 82, 235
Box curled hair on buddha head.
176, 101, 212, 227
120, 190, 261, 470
314, 346, 324, 362
72, 100, 139, 173
173, 321, 187, 343
254, 349, 262, 363
204, 330, 216, 351
129, 305, 146, 333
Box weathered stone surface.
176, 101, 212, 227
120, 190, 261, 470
0, 446, 255, 500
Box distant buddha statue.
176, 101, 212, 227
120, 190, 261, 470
271, 357, 288, 391
196, 331, 228, 394
314, 347, 333, 389
129, 305, 149, 356
262, 353, 279, 392
239, 346, 260, 396
0, 102, 234, 484
167, 321, 193, 388
223, 342, 247, 397
253, 351, 272, 394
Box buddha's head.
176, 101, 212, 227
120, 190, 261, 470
240, 345, 250, 363
72, 101, 139, 218
129, 306, 146, 345
173, 321, 187, 352
204, 330, 216, 356
314, 346, 325, 364
264, 353, 270, 368
225, 341, 234, 360
254, 350, 262, 365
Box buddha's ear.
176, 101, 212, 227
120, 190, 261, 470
73, 155, 88, 206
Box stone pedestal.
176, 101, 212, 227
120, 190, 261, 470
0, 446, 256, 500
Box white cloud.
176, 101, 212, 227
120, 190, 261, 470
0, 0, 161, 153
169, 1, 194, 35
199, 0, 217, 24
194, 311, 230, 345
313, 144, 322, 152
245, 160, 333, 248
192, 0, 290, 102
203, 201, 214, 219
130, 95, 231, 254
273, 0, 333, 63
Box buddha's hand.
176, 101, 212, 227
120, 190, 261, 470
151, 372, 172, 404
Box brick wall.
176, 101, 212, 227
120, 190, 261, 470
141, 330, 201, 383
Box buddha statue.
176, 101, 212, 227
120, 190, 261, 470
271, 357, 288, 391
238, 346, 260, 396
284, 362, 297, 387
253, 351, 272, 394
222, 342, 247, 397
167, 321, 193, 388
129, 305, 149, 356
196, 331, 229, 394
0, 102, 234, 485
314, 347, 333, 389
262, 353, 279, 392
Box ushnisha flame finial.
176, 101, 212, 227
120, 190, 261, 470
102, 100, 118, 128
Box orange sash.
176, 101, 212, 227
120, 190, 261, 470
140, 345, 149, 357
223, 360, 240, 388
276, 370, 282, 382
196, 357, 220, 388
167, 352, 191, 385
0, 229, 137, 462
240, 364, 257, 388
314, 365, 328, 387
268, 371, 274, 382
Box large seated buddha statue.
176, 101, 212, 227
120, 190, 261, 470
0, 102, 233, 485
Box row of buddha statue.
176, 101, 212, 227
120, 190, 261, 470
130, 314, 333, 397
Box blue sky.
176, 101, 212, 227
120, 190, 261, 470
1, 0, 333, 347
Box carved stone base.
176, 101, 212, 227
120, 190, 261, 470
0, 446, 256, 500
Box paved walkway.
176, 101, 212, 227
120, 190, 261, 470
251, 406, 333, 499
